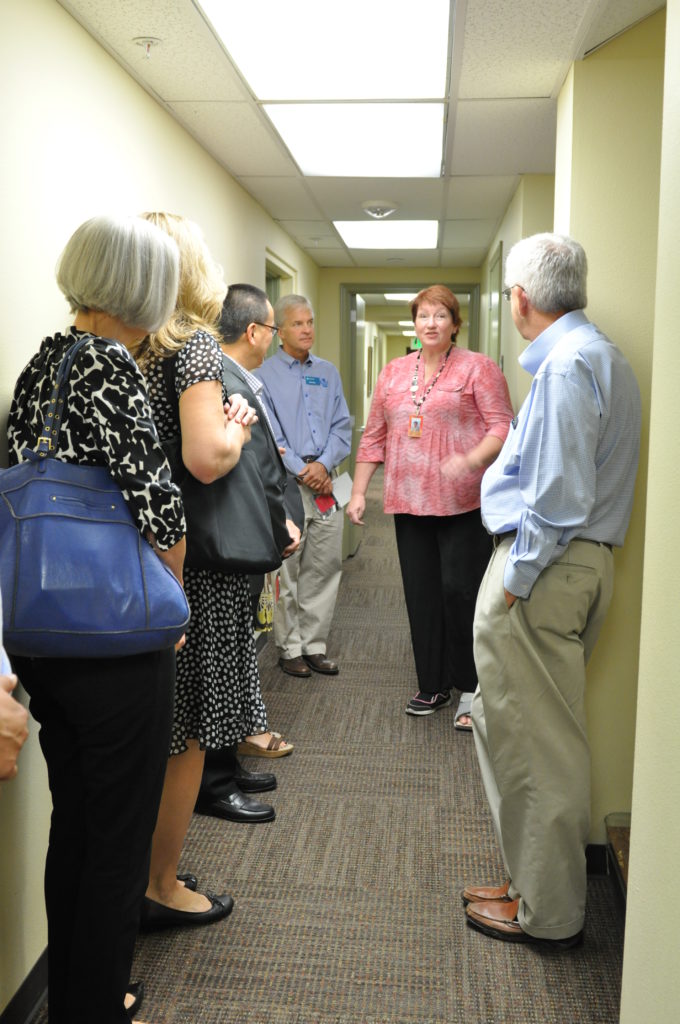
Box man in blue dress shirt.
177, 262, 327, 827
255, 295, 351, 678
463, 234, 641, 949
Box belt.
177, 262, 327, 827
492, 531, 612, 552
492, 531, 516, 548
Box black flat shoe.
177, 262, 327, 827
195, 789, 275, 823
139, 892, 234, 932
125, 981, 144, 1019
177, 872, 198, 891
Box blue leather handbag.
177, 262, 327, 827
0, 337, 190, 658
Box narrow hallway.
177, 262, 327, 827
130, 469, 625, 1024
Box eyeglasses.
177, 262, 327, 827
415, 312, 452, 323
253, 322, 279, 336
502, 285, 525, 302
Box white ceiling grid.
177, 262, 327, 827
57, 0, 663, 268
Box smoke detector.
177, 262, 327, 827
361, 200, 398, 219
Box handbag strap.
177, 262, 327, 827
37, 334, 95, 459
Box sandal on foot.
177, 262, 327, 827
454, 692, 474, 731
237, 732, 294, 758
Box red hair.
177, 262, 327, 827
411, 285, 461, 332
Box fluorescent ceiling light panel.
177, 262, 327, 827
198, 0, 450, 100
264, 104, 443, 177
334, 220, 438, 249
385, 293, 418, 302
398, 320, 414, 326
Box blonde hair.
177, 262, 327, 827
135, 212, 226, 369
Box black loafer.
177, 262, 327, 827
125, 981, 144, 1019
139, 892, 234, 932
195, 789, 275, 823
233, 765, 277, 793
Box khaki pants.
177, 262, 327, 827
274, 483, 344, 659
471, 536, 614, 939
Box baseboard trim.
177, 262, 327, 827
586, 842, 609, 875
0, 949, 47, 1024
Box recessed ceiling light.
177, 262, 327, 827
198, 0, 450, 100
334, 221, 438, 249
264, 104, 444, 177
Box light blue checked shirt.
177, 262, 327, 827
254, 348, 351, 477
481, 310, 641, 597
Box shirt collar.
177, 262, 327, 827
276, 346, 314, 369
519, 309, 589, 376
223, 352, 263, 397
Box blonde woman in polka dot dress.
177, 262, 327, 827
134, 213, 292, 929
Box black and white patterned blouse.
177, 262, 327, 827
7, 327, 185, 550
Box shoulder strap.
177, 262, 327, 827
37, 334, 95, 458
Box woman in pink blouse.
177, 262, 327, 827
347, 285, 513, 726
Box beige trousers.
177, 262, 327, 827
273, 483, 344, 659
471, 536, 614, 939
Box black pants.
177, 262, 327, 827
394, 510, 491, 694
14, 649, 175, 1024
199, 744, 241, 802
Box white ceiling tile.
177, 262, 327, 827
306, 179, 447, 220
350, 251, 441, 268
58, 0, 249, 101
304, 250, 355, 268
441, 248, 489, 266
452, 100, 557, 175
167, 102, 298, 177
442, 220, 498, 247
459, 0, 592, 99
278, 222, 342, 249
237, 178, 322, 220
446, 176, 520, 218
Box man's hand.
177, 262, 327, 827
0, 675, 29, 781
504, 588, 518, 608
297, 461, 329, 493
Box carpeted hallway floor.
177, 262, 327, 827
42, 470, 626, 1023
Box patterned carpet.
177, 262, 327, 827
36, 470, 625, 1023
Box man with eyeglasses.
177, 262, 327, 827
255, 294, 351, 678
193, 284, 303, 825
463, 233, 641, 950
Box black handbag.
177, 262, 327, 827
160, 355, 282, 575
0, 336, 190, 658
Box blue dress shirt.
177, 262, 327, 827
254, 348, 351, 477
481, 310, 641, 597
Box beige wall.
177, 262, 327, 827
554, 10, 664, 845
0, 0, 318, 1012
479, 175, 555, 411
620, 1, 680, 1019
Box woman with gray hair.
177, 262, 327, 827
8, 214, 185, 1024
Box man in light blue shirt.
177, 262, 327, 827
255, 295, 351, 677
464, 234, 641, 950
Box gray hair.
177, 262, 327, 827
273, 293, 314, 327
220, 283, 270, 343
57, 215, 180, 332
505, 233, 587, 313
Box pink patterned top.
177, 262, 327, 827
357, 347, 513, 516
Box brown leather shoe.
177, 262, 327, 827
461, 879, 511, 905
302, 653, 339, 675
278, 656, 312, 677
466, 898, 583, 950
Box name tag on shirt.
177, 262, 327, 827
304, 375, 328, 387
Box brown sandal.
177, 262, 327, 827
237, 732, 294, 758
